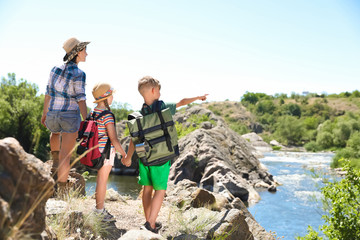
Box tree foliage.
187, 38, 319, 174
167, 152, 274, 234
297, 159, 360, 240
111, 101, 132, 120
0, 73, 49, 160
274, 115, 304, 145
238, 91, 360, 167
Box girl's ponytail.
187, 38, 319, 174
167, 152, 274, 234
104, 99, 111, 111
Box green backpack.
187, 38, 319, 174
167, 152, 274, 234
127, 100, 179, 166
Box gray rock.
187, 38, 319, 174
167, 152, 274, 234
169, 106, 276, 203
118, 229, 165, 240
0, 137, 55, 239
270, 140, 281, 146
200, 121, 213, 130
173, 234, 198, 240
190, 188, 216, 208
46, 199, 68, 215
242, 132, 272, 158
206, 209, 254, 240
165, 180, 274, 239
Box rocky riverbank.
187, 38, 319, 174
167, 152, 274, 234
1, 105, 279, 239
45, 180, 275, 240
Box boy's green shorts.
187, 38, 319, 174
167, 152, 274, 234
138, 160, 171, 190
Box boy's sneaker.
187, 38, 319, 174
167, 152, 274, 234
93, 208, 116, 222
155, 221, 162, 231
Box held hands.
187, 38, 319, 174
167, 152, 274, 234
121, 154, 132, 167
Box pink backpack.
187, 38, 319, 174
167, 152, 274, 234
76, 110, 115, 170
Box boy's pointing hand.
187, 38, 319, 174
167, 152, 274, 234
199, 94, 209, 101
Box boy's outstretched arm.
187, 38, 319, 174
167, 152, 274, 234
176, 94, 208, 108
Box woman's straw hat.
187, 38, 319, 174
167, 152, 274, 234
63, 37, 90, 62
92, 83, 115, 103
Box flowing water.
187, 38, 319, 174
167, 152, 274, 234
248, 151, 334, 239
85, 174, 142, 199
85, 151, 334, 239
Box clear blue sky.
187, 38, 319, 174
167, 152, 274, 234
0, 0, 359, 110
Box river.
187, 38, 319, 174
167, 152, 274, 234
85, 151, 334, 239
248, 151, 334, 239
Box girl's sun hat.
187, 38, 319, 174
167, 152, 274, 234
92, 83, 115, 103
63, 37, 90, 62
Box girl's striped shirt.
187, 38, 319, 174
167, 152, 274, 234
92, 108, 115, 152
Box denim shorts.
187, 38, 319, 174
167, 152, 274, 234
45, 110, 81, 133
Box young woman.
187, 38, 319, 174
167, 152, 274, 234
41, 37, 89, 194
91, 82, 130, 221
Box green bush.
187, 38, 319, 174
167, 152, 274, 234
304, 141, 320, 152
229, 123, 249, 135
175, 114, 215, 139
332, 148, 358, 168
298, 159, 360, 239
272, 146, 281, 151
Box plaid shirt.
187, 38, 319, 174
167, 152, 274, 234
46, 62, 86, 111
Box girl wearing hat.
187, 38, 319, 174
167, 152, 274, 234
41, 37, 90, 194
91, 82, 130, 221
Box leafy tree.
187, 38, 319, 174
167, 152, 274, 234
302, 101, 332, 119
338, 91, 352, 98
297, 159, 360, 240
241, 92, 259, 105
0, 73, 49, 160
274, 93, 288, 99
333, 122, 351, 148
347, 131, 360, 152
351, 90, 360, 98
281, 103, 301, 117
255, 100, 276, 115
274, 115, 304, 145
316, 132, 333, 150
303, 117, 319, 130
111, 101, 132, 120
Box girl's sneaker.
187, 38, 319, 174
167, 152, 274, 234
93, 208, 116, 222
142, 221, 162, 233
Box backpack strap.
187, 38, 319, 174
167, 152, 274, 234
157, 110, 173, 152
138, 100, 171, 151
94, 110, 116, 159
153, 101, 172, 152
140, 100, 164, 115
136, 118, 146, 144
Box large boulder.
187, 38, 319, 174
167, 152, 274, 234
169, 106, 276, 204
242, 132, 272, 158
0, 137, 55, 239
